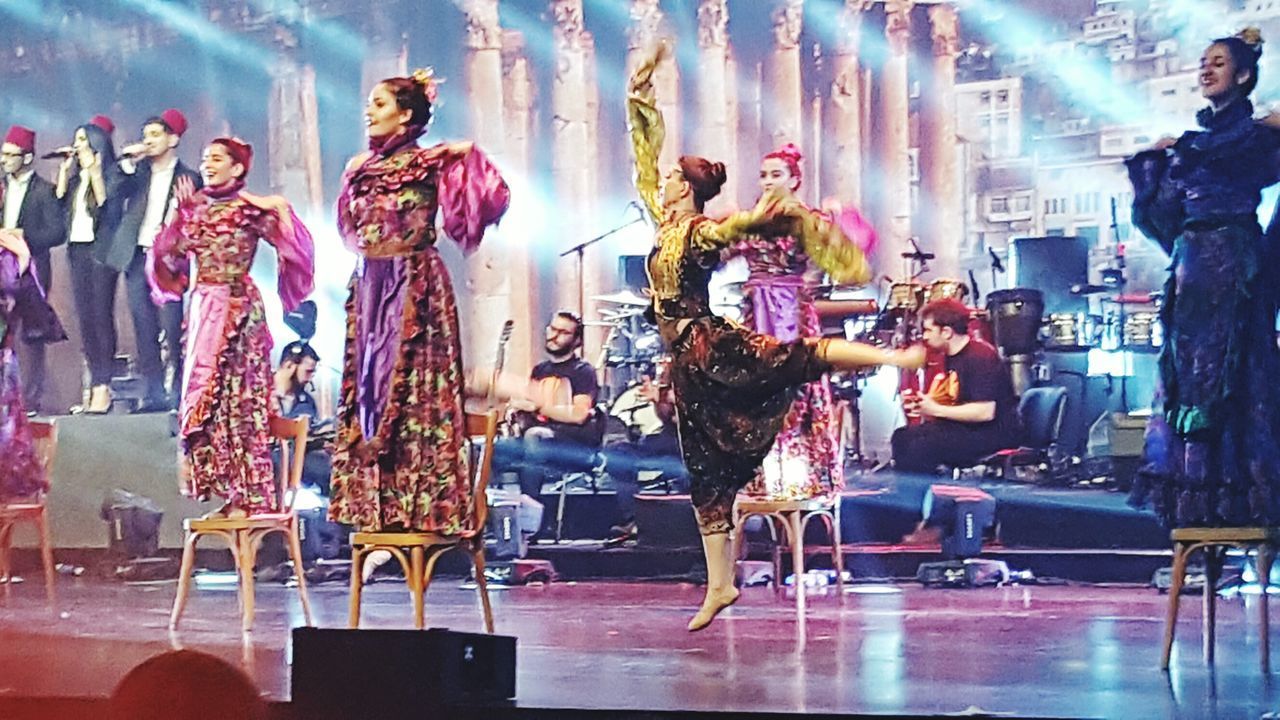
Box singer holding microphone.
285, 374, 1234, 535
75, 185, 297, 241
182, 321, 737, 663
55, 121, 129, 414
114, 110, 201, 412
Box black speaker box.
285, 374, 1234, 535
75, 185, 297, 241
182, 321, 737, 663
292, 627, 516, 717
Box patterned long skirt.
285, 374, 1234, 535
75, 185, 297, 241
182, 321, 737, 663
1131, 222, 1280, 527
0, 343, 44, 501
179, 283, 277, 513
739, 279, 842, 499
328, 247, 471, 534
670, 316, 831, 533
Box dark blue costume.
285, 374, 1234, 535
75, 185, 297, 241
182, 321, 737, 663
1127, 98, 1280, 526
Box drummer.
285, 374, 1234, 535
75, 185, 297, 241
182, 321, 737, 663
892, 298, 1021, 474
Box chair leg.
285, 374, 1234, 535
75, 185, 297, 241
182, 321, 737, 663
1204, 546, 1221, 665
471, 543, 496, 634
285, 523, 315, 627
790, 511, 806, 615
37, 507, 56, 605
825, 510, 846, 595
239, 531, 257, 633
0, 522, 13, 597
767, 517, 784, 597
1161, 541, 1189, 670
1258, 544, 1274, 674
348, 545, 366, 629
410, 546, 426, 630
170, 532, 200, 630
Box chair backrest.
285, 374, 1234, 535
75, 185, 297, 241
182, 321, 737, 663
268, 415, 309, 514
465, 409, 501, 534
1018, 386, 1067, 451
27, 419, 57, 499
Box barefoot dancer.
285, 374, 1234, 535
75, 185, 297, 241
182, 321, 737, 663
627, 44, 923, 631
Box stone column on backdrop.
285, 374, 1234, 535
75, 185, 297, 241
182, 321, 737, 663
877, 0, 914, 279
268, 30, 324, 216
551, 0, 604, 360
828, 0, 870, 209
697, 0, 733, 216
502, 29, 538, 374
921, 3, 962, 277
725, 49, 741, 209
461, 0, 530, 372
766, 0, 805, 155
359, 3, 407, 99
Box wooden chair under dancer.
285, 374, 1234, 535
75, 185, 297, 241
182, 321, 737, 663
348, 408, 500, 632
0, 419, 59, 604
170, 415, 315, 632
1161, 527, 1279, 671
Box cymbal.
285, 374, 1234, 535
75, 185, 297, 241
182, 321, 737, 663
592, 291, 649, 307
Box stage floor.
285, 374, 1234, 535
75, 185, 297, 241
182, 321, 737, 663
0, 576, 1276, 718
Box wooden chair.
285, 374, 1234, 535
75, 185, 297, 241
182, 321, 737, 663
1161, 527, 1279, 671
0, 419, 58, 603
348, 409, 500, 632
169, 416, 316, 632
731, 402, 849, 613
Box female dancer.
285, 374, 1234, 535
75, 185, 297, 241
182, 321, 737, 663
0, 230, 63, 500
149, 138, 314, 518
55, 122, 127, 414
327, 69, 510, 539
628, 44, 922, 630
730, 143, 873, 499
1127, 27, 1280, 527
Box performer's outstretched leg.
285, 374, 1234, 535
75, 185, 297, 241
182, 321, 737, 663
812, 338, 925, 372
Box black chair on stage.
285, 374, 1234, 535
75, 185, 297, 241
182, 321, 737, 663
952, 385, 1068, 481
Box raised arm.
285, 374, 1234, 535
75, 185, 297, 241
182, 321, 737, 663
627, 46, 666, 223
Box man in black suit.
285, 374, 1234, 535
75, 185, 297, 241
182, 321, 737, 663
1, 125, 66, 414
113, 109, 200, 411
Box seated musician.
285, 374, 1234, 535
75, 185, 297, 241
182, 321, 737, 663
491, 311, 603, 504
601, 368, 688, 541
271, 341, 334, 495
892, 299, 1022, 474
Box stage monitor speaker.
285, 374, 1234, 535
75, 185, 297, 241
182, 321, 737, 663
618, 254, 648, 292
292, 627, 516, 717
1010, 235, 1089, 316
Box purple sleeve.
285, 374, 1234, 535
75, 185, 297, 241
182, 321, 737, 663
265, 207, 316, 312
147, 201, 192, 305
438, 146, 512, 255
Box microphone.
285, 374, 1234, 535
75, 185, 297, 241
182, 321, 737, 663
41, 147, 74, 160
1070, 283, 1111, 295
120, 142, 147, 159
988, 247, 1005, 273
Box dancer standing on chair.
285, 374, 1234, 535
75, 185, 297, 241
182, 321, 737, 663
0, 230, 64, 500
627, 43, 923, 631
1127, 27, 1280, 527
729, 143, 873, 500
327, 69, 510, 536
149, 138, 315, 518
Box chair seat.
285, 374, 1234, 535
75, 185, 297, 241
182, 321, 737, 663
1171, 527, 1280, 543
351, 530, 478, 547
737, 496, 838, 514
185, 513, 295, 531
0, 503, 45, 516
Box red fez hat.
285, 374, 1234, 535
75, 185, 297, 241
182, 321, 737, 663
3, 125, 35, 154
211, 136, 252, 176
159, 108, 188, 137
90, 114, 115, 135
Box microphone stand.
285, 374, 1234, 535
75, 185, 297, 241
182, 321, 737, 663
559, 205, 649, 320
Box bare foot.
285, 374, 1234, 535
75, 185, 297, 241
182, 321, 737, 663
687, 587, 740, 632
893, 345, 927, 370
